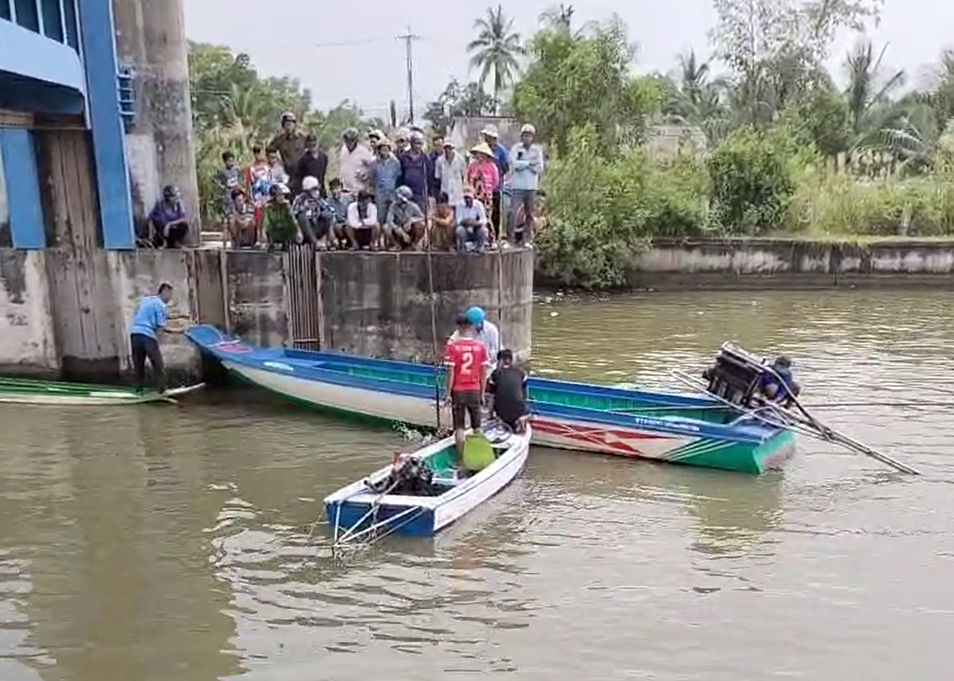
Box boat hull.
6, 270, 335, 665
324, 426, 530, 537
219, 359, 790, 474
0, 379, 205, 406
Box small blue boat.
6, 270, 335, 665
325, 421, 531, 539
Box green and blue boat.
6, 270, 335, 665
186, 325, 795, 474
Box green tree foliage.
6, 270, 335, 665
423, 80, 498, 134
512, 17, 662, 156
537, 126, 708, 288
467, 5, 524, 105
188, 42, 380, 222
707, 127, 796, 235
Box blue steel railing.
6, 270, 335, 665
0, 0, 79, 53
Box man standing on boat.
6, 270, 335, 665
129, 282, 187, 394
444, 314, 491, 466
450, 306, 501, 374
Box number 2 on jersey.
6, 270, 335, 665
460, 350, 474, 374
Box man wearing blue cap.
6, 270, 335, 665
450, 306, 501, 374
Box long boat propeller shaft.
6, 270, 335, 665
670, 371, 921, 476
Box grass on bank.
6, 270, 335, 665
534, 124, 954, 289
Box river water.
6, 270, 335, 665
2, 290, 953, 681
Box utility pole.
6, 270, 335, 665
396, 26, 420, 123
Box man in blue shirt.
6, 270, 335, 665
129, 282, 185, 393
760, 356, 801, 407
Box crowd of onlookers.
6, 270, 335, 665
143, 113, 546, 252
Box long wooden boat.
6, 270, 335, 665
325, 420, 530, 539
0, 376, 205, 406
186, 325, 794, 474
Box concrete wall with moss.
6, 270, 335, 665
624, 238, 954, 289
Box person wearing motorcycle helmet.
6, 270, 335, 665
262, 183, 299, 250
292, 176, 333, 249
448, 305, 502, 373
339, 127, 373, 195
268, 111, 307, 174
147, 184, 190, 248
384, 185, 426, 250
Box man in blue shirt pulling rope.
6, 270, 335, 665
129, 282, 188, 393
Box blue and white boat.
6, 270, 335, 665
186, 325, 795, 474
325, 421, 530, 539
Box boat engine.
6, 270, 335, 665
368, 455, 436, 496
702, 343, 769, 408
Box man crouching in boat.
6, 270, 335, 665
487, 349, 529, 433
444, 314, 491, 466
129, 282, 187, 394
760, 356, 801, 407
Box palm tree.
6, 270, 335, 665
843, 40, 906, 141
539, 4, 574, 31
467, 5, 523, 105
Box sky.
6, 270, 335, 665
183, 0, 954, 120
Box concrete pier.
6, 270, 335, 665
0, 248, 535, 382
112, 0, 198, 241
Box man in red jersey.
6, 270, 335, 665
444, 314, 490, 464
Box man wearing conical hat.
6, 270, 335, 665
466, 142, 500, 218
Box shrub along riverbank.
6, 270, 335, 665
536, 122, 954, 289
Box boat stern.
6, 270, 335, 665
325, 499, 437, 538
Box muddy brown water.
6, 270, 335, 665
1, 290, 953, 680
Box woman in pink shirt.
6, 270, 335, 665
467, 143, 500, 216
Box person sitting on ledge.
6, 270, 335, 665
292, 176, 333, 249
148, 185, 190, 248
225, 187, 258, 248
430, 192, 456, 250
325, 178, 350, 248
262, 183, 299, 250
455, 187, 489, 253
345, 190, 381, 250
385, 185, 426, 250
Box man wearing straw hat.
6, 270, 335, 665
466, 142, 500, 225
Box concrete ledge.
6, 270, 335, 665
319, 249, 533, 362
625, 237, 954, 289
0, 246, 535, 381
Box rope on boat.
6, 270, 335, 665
336, 505, 423, 545
423, 230, 445, 435
670, 370, 920, 475
332, 473, 407, 547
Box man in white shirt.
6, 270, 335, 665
345, 190, 381, 250
455, 188, 489, 252
338, 128, 374, 197
449, 306, 501, 374
435, 140, 466, 206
